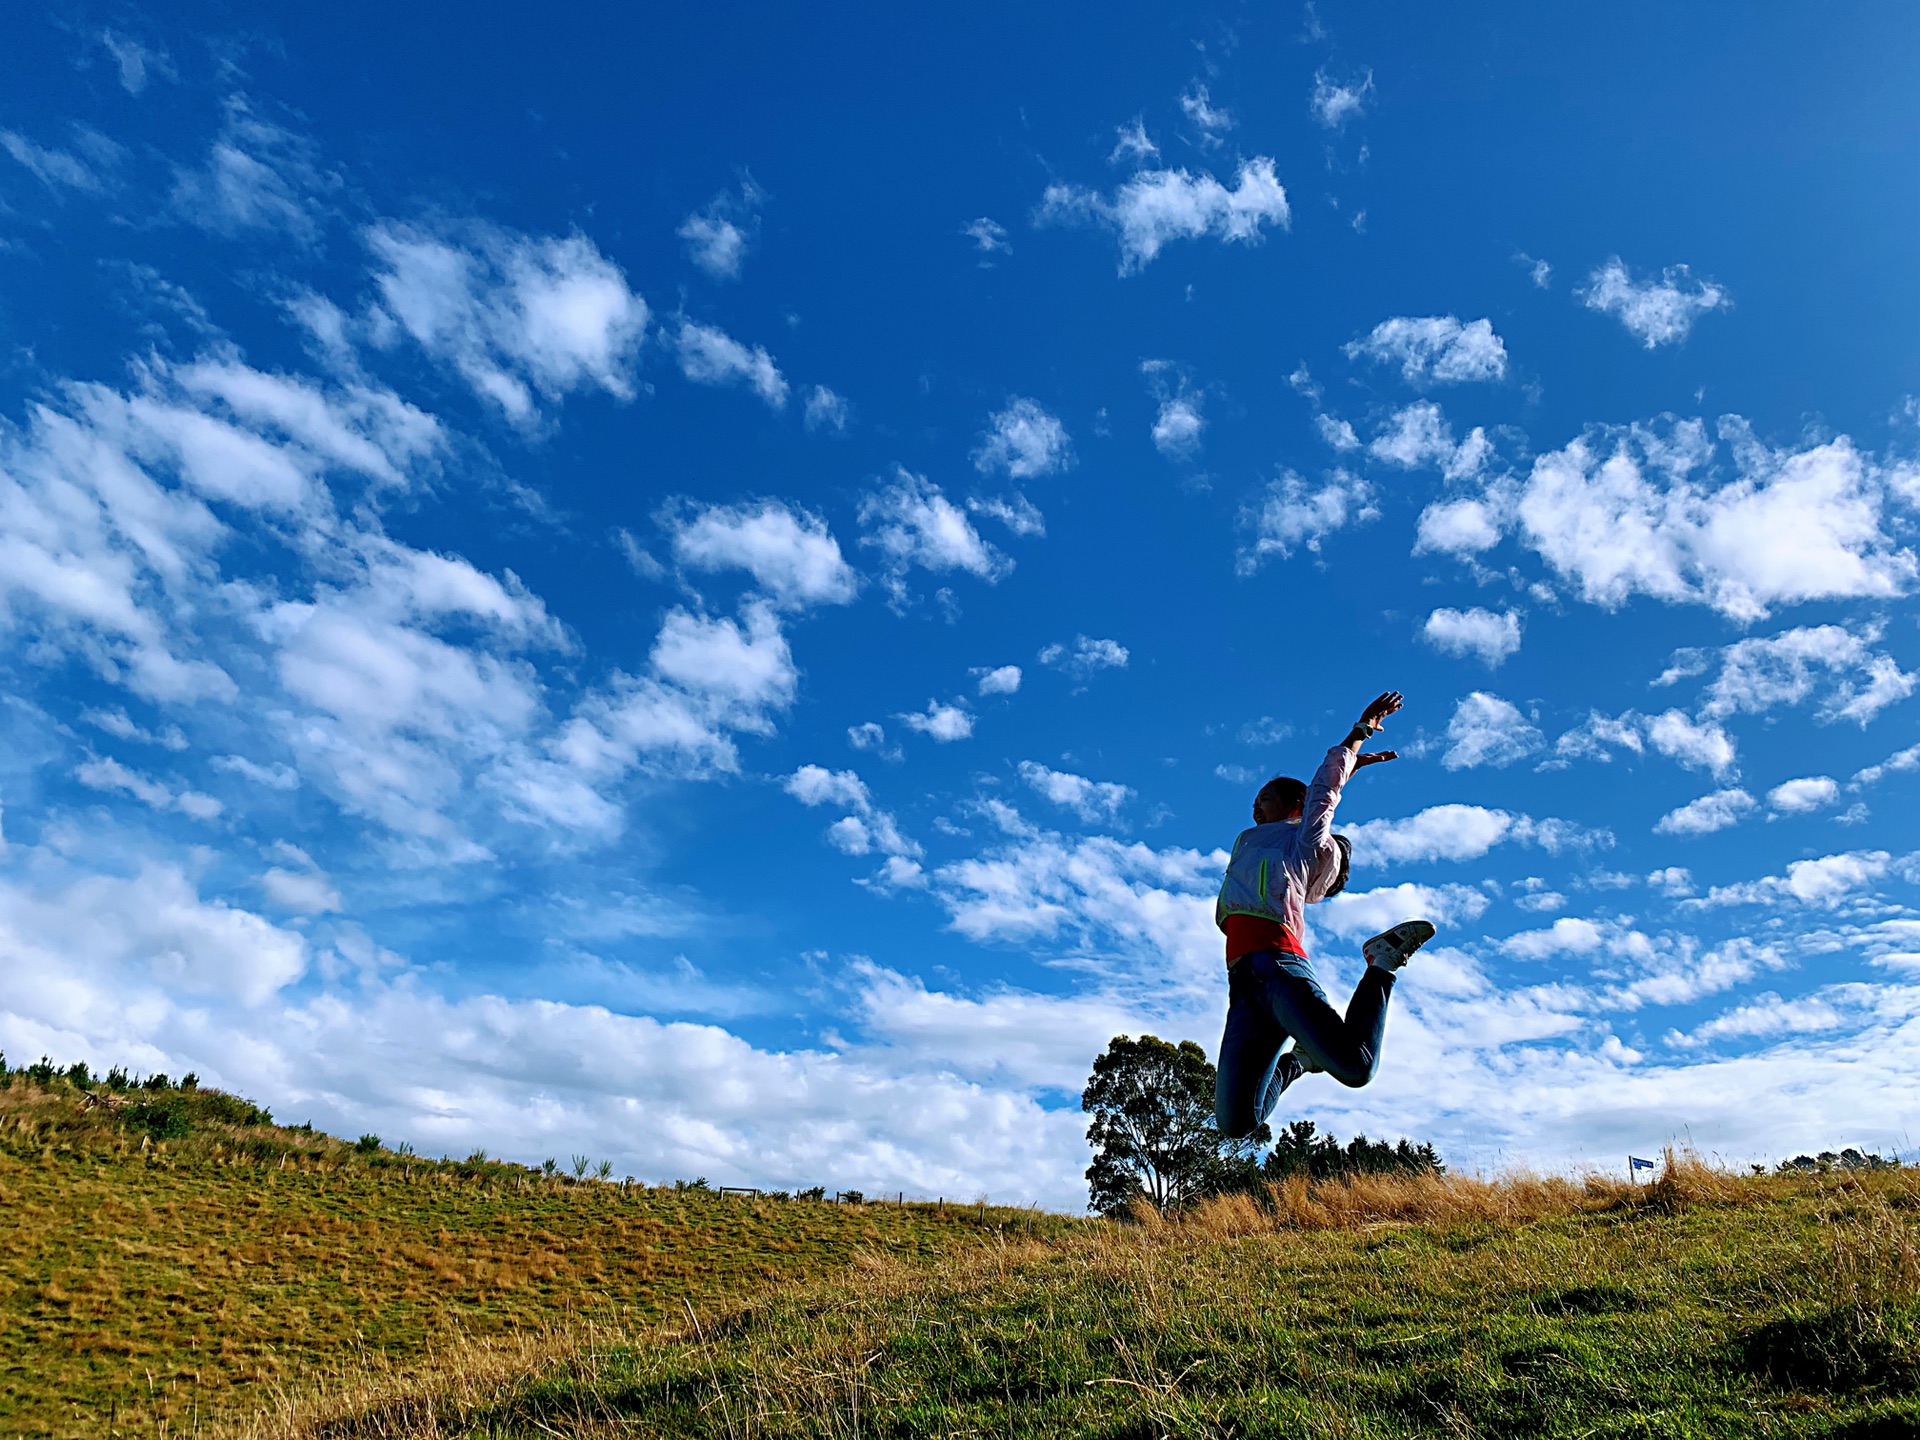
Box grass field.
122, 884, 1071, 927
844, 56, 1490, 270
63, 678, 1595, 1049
233, 1160, 1920, 1439
0, 1073, 1067, 1439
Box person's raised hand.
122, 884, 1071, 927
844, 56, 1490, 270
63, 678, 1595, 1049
1361, 691, 1404, 729
1356, 749, 1399, 768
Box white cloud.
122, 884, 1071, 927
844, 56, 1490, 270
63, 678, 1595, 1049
1645, 710, 1738, 776
967, 494, 1046, 538
784, 765, 918, 861
678, 178, 762, 280
1315, 413, 1360, 452
1037, 635, 1129, 680
974, 398, 1071, 479
899, 700, 974, 743
858, 469, 1010, 602
1152, 396, 1205, 459
1108, 120, 1159, 166
367, 221, 647, 425
1672, 991, 1850, 1048
1179, 83, 1234, 137
1701, 850, 1892, 908
962, 218, 1011, 257
1343, 804, 1604, 866
1422, 607, 1521, 667
1018, 762, 1132, 823
1, 128, 111, 193
1369, 402, 1489, 479
1442, 693, 1543, 770
99, 30, 174, 94
665, 500, 856, 609
171, 99, 331, 242
1236, 469, 1376, 572
1654, 788, 1756, 836
1647, 867, 1694, 897
1580, 258, 1729, 348
1516, 428, 1915, 622
673, 320, 789, 410
647, 602, 795, 716
975, 665, 1022, 696
1768, 776, 1839, 814
1310, 68, 1375, 129
1695, 626, 1916, 726
803, 385, 850, 434
1037, 158, 1290, 275
1316, 882, 1492, 939
1414, 495, 1507, 557
1853, 743, 1920, 790
260, 866, 342, 914
1502, 917, 1605, 961
1346, 316, 1507, 385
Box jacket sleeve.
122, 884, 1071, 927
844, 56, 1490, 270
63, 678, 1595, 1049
1301, 744, 1355, 858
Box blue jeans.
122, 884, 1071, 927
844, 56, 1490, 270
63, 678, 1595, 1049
1214, 949, 1395, 1140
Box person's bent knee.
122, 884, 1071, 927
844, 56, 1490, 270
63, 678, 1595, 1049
1326, 1050, 1379, 1089
1215, 1096, 1258, 1140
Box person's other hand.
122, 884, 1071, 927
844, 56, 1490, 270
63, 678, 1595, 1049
1356, 750, 1399, 768
1361, 691, 1404, 728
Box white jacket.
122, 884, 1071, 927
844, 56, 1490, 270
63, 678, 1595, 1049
1214, 745, 1355, 954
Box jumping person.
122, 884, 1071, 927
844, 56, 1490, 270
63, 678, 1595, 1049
1214, 691, 1435, 1139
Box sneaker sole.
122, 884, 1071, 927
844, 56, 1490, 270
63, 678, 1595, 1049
1364, 919, 1437, 969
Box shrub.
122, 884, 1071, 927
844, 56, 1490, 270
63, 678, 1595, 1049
27, 1056, 58, 1085
143, 1072, 172, 1092
840, 1190, 866, 1205
798, 1185, 826, 1201
571, 1154, 591, 1179
64, 1061, 94, 1088
542, 1158, 559, 1178
356, 1135, 382, 1155
595, 1159, 613, 1181
105, 1066, 131, 1092
126, 1098, 192, 1141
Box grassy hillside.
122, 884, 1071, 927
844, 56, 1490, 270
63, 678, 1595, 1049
0, 1068, 1068, 1439
232, 1161, 1919, 1439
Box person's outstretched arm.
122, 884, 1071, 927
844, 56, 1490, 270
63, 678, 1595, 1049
1302, 691, 1404, 852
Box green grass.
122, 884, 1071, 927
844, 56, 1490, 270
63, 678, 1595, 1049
255, 1164, 1920, 1439
0, 1077, 1064, 1438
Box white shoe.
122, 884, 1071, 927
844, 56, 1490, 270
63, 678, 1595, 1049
1282, 1040, 1325, 1075
1364, 920, 1436, 971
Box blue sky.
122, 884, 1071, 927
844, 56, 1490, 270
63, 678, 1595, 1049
2, 2, 1918, 1208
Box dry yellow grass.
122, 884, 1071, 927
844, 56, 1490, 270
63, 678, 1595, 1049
0, 1077, 1061, 1438
223, 1156, 1920, 1439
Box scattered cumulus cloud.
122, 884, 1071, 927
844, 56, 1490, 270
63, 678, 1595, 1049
1343, 804, 1606, 866
1768, 776, 1839, 814
171, 98, 334, 243
678, 176, 763, 280
1580, 258, 1729, 348
1510, 424, 1916, 622
1037, 159, 1290, 275
802, 385, 850, 433
1311, 68, 1375, 129
962, 218, 1011, 260
975, 665, 1022, 696
1654, 788, 1757, 836
1, 127, 118, 193
1701, 850, 1892, 908
366, 220, 647, 425
664, 500, 857, 610
858, 469, 1011, 604
1423, 607, 1522, 667
99, 30, 175, 94
1442, 693, 1544, 770
1179, 83, 1235, 139
674, 320, 789, 410
1237, 469, 1376, 571
899, 700, 975, 743
1346, 316, 1507, 385
974, 398, 1071, 479
1369, 402, 1490, 479
1109, 119, 1159, 166
1018, 762, 1132, 823
1686, 626, 1917, 726
1038, 635, 1129, 680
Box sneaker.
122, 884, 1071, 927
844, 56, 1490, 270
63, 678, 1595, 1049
1364, 919, 1437, 971
1281, 1040, 1325, 1075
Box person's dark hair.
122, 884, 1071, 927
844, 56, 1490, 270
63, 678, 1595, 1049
1253, 775, 1306, 823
